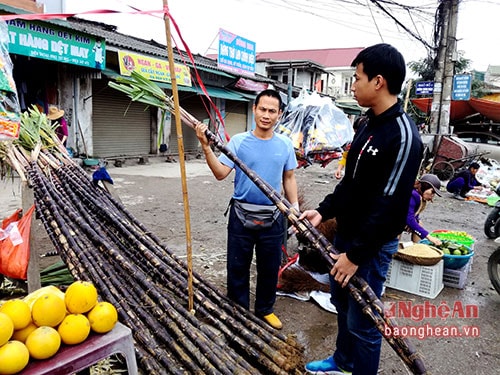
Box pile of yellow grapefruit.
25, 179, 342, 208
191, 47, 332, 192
0, 280, 118, 374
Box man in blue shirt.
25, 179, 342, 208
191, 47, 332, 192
195, 89, 298, 330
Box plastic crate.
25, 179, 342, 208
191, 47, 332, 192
443, 262, 471, 289
385, 258, 444, 299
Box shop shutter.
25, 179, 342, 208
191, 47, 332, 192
92, 80, 151, 158
168, 97, 203, 155
224, 101, 248, 137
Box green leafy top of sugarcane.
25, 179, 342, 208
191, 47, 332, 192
109, 71, 202, 150
1, 105, 62, 179
108, 71, 170, 111
17, 105, 60, 151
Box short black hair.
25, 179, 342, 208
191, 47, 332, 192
351, 43, 406, 95
470, 162, 480, 170
255, 89, 283, 109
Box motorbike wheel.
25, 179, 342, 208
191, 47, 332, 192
487, 248, 500, 295
484, 208, 500, 238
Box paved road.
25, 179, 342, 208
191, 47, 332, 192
0, 157, 212, 219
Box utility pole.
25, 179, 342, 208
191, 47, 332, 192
429, 0, 460, 135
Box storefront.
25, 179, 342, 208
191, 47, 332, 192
5, 16, 105, 155
3, 11, 267, 159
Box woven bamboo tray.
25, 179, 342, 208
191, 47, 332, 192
395, 243, 444, 266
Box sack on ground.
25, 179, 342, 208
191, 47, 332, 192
233, 200, 280, 230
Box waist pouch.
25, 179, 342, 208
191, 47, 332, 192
233, 200, 280, 230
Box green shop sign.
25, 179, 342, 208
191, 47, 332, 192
6, 19, 105, 69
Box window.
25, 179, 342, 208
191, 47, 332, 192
343, 76, 353, 95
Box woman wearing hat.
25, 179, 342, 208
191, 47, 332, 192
404, 174, 442, 246
47, 105, 68, 146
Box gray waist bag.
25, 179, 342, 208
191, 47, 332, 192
233, 200, 280, 230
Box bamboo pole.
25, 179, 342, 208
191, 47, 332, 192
162, 0, 194, 311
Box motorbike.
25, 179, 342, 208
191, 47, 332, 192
484, 186, 500, 294
484, 185, 500, 238
489, 240, 500, 295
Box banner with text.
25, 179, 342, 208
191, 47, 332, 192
7, 19, 105, 69
217, 29, 255, 76
118, 50, 191, 86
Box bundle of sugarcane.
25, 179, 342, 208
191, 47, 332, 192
109, 71, 429, 375
1, 107, 305, 374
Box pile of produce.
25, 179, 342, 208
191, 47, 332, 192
435, 241, 471, 256
0, 281, 117, 374
0, 106, 305, 374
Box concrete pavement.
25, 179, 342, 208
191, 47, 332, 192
106, 157, 213, 178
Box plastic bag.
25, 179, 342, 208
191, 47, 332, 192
275, 88, 354, 167
0, 205, 35, 280
0, 21, 21, 141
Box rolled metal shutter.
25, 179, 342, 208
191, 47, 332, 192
169, 97, 204, 155
92, 80, 151, 158
224, 101, 248, 137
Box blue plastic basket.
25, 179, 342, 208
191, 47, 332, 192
442, 251, 474, 269
420, 239, 474, 270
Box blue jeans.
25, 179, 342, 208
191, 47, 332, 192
331, 235, 398, 375
226, 204, 284, 316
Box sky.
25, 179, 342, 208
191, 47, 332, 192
62, 0, 500, 73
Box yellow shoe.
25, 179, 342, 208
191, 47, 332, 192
263, 313, 282, 329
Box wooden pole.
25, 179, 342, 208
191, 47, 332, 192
162, 0, 194, 311
22, 182, 40, 293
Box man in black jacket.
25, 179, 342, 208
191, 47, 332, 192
301, 43, 423, 375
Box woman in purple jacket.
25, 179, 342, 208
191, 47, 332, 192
405, 174, 442, 246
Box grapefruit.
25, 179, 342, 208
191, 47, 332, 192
0, 340, 30, 375
58, 314, 91, 345
11, 322, 37, 343
87, 302, 118, 333
64, 281, 98, 314
25, 326, 61, 359
0, 299, 32, 330
31, 293, 66, 327
0, 313, 14, 347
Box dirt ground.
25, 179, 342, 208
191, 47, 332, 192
2, 156, 500, 374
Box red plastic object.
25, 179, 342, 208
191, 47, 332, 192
21, 322, 137, 374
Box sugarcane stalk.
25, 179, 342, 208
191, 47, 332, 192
51, 164, 298, 374
29, 164, 294, 375
199, 126, 428, 374
109, 72, 427, 374
14, 106, 306, 374
29, 165, 183, 373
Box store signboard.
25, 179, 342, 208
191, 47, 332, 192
415, 81, 434, 95
217, 29, 255, 76
6, 19, 105, 69
117, 51, 191, 86
452, 74, 471, 101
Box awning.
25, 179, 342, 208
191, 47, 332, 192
103, 69, 249, 102
335, 101, 364, 115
